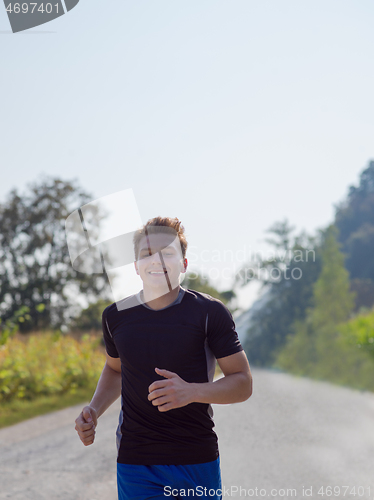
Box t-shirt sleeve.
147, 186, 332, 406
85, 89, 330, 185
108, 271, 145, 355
102, 306, 120, 358
206, 298, 244, 359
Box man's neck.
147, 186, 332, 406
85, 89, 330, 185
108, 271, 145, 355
142, 285, 181, 310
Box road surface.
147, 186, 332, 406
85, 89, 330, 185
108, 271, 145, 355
0, 368, 373, 499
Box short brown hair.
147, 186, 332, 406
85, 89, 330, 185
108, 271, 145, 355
133, 216, 188, 260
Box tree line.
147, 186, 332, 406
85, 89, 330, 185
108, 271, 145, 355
235, 160, 374, 390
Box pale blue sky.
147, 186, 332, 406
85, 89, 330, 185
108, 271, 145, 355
1, 0, 374, 309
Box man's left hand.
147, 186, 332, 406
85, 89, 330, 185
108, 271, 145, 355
148, 368, 195, 412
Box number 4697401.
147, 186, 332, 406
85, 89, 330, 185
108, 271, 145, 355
6, 3, 59, 14
317, 486, 371, 497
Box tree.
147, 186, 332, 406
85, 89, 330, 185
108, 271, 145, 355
235, 218, 322, 366
308, 225, 355, 329
334, 160, 374, 245
275, 224, 357, 381
0, 176, 110, 331
350, 278, 374, 313
334, 160, 374, 309
70, 299, 112, 332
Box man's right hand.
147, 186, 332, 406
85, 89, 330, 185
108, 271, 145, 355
75, 406, 98, 446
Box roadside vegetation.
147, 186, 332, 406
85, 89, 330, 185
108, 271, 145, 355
274, 225, 374, 392
236, 160, 374, 392
0, 331, 105, 429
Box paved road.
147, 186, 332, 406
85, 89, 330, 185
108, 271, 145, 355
0, 368, 374, 500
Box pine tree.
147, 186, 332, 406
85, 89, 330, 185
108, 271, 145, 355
275, 224, 356, 380
310, 225, 355, 330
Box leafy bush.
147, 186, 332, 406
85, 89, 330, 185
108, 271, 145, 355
70, 299, 112, 331
0, 332, 105, 402
338, 307, 374, 356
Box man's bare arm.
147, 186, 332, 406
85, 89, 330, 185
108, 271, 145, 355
192, 351, 252, 404
74, 353, 121, 446
148, 351, 252, 411
89, 353, 122, 418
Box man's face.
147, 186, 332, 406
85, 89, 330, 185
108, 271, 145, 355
134, 232, 187, 293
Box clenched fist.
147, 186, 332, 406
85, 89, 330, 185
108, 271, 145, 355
75, 406, 98, 446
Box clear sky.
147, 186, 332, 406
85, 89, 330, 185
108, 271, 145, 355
1, 0, 374, 310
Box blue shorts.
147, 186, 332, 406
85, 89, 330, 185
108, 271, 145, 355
117, 457, 222, 500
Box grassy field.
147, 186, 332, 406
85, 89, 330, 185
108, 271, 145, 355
0, 331, 105, 429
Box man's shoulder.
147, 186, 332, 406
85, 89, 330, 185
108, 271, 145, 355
183, 288, 233, 318
183, 287, 212, 302
103, 294, 141, 319
182, 288, 225, 309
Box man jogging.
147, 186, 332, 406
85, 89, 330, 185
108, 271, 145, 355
75, 216, 252, 499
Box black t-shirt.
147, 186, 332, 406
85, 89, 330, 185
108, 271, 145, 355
102, 287, 243, 465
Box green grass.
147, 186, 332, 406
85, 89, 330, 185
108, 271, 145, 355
0, 385, 96, 429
